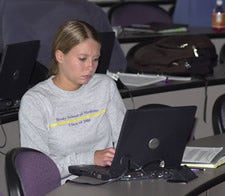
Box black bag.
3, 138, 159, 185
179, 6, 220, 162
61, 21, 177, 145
126, 35, 218, 77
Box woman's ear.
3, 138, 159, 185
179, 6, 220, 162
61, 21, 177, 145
55, 50, 64, 63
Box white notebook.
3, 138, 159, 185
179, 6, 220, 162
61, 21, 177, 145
117, 73, 166, 87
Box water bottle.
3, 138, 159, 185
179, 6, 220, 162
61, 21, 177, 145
212, 0, 225, 32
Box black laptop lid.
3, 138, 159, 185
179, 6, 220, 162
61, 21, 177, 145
0, 40, 40, 100
96, 32, 115, 74
110, 106, 197, 177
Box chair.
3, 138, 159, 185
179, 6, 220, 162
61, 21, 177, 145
108, 2, 172, 26
212, 94, 225, 135
5, 147, 61, 196
219, 44, 225, 64
138, 103, 170, 110
1, 0, 127, 73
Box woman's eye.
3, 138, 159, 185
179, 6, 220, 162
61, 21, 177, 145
79, 57, 86, 62
94, 58, 99, 62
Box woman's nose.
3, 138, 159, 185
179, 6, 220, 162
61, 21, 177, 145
86, 59, 97, 70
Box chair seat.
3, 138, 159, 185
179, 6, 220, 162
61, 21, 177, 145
5, 147, 61, 196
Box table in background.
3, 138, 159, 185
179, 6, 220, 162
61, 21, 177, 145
118, 26, 225, 43
47, 134, 225, 196
92, 0, 176, 7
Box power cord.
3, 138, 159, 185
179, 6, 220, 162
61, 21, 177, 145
0, 124, 7, 155
117, 79, 135, 109
107, 71, 135, 109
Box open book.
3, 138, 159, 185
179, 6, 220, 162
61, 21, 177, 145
181, 146, 225, 169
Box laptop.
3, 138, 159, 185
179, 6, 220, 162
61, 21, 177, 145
96, 32, 115, 74
0, 40, 40, 111
69, 106, 197, 180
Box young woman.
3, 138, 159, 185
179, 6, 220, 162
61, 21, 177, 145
19, 20, 126, 183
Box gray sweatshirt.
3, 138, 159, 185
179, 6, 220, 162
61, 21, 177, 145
19, 74, 126, 182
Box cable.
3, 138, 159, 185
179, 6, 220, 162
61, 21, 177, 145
107, 71, 136, 109
122, 83, 135, 109
203, 78, 208, 123
0, 124, 7, 155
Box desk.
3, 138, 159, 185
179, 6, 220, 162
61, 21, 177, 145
47, 134, 225, 196
121, 64, 225, 138
118, 27, 225, 43
118, 26, 225, 66
92, 0, 176, 7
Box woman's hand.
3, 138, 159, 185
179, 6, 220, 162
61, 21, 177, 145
94, 147, 116, 166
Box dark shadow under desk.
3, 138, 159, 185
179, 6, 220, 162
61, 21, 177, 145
47, 134, 225, 196
0, 108, 18, 125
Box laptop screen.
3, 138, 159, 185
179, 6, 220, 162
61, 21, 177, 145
0, 40, 40, 101
110, 106, 197, 177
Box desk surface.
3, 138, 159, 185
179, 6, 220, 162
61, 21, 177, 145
118, 27, 225, 43
120, 64, 225, 98
47, 134, 225, 196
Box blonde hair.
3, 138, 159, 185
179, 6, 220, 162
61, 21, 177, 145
49, 20, 101, 76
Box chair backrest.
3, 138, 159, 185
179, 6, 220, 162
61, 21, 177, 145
108, 2, 172, 26
212, 94, 225, 135
219, 44, 225, 64
138, 103, 170, 110
5, 147, 61, 196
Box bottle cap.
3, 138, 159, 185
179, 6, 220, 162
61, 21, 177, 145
217, 0, 223, 6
